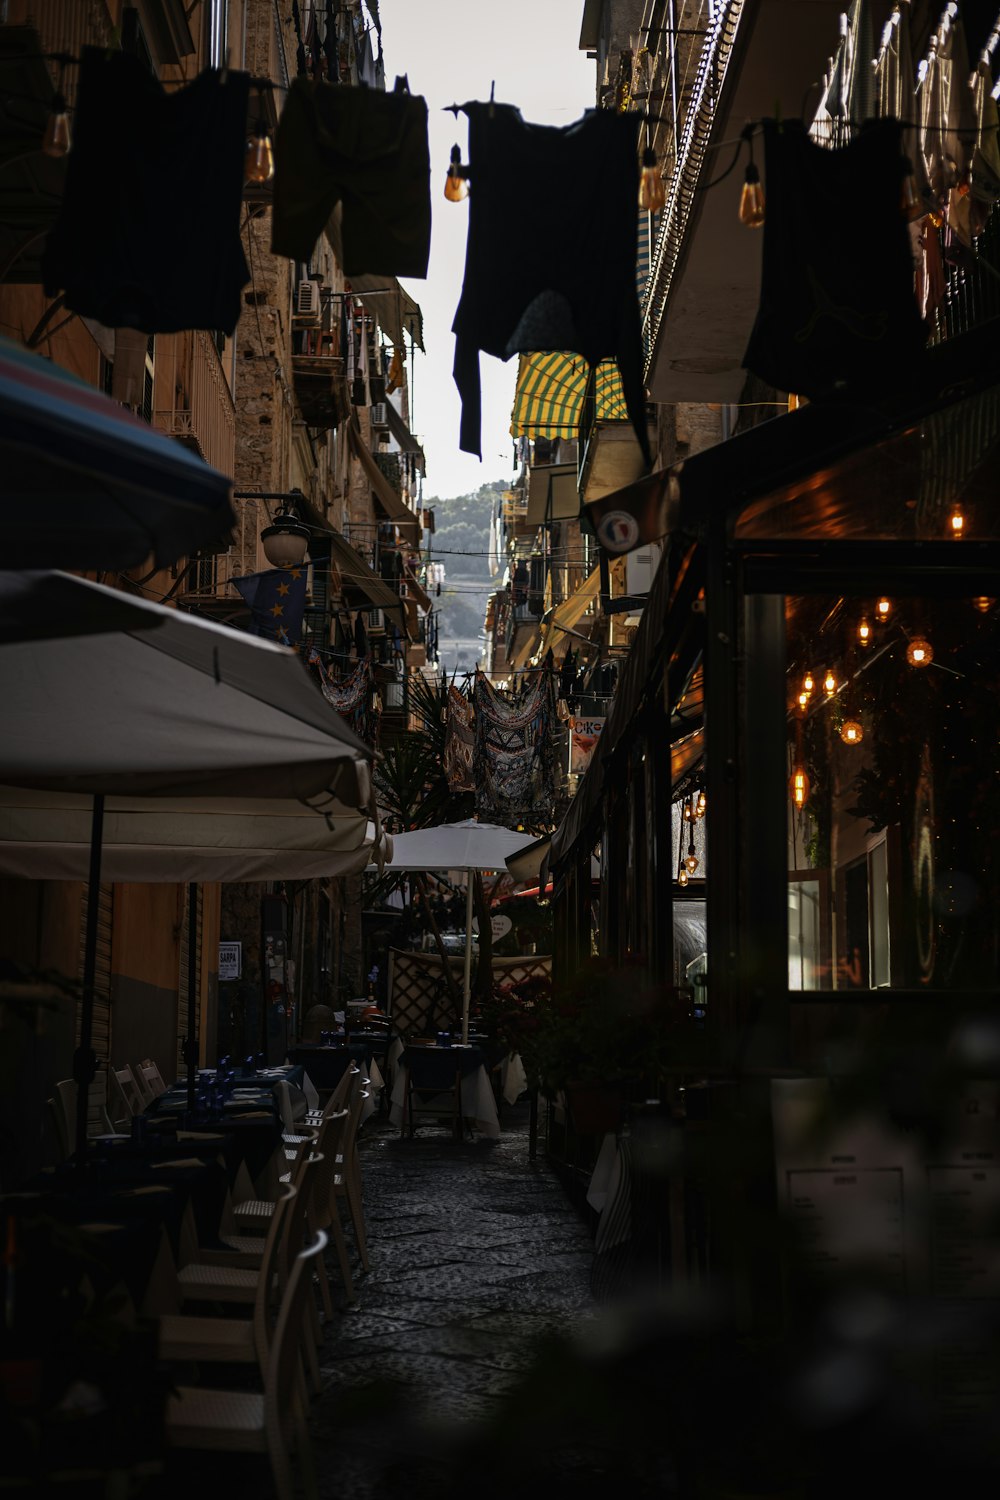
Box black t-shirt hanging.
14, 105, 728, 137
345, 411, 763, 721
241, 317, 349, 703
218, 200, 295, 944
743, 119, 927, 397
451, 103, 649, 466
42, 50, 250, 335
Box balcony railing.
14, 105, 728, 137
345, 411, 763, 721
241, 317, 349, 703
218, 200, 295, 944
154, 330, 235, 478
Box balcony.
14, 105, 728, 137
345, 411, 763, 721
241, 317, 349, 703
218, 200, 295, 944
154, 329, 235, 480
291, 353, 351, 430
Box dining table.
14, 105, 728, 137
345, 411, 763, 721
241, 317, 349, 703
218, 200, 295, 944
389, 1043, 501, 1140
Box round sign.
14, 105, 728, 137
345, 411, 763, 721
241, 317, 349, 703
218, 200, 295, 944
596, 509, 640, 553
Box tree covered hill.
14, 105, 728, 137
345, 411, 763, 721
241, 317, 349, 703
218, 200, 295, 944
426, 479, 504, 673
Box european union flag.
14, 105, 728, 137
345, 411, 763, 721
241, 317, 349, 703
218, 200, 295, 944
232, 566, 308, 646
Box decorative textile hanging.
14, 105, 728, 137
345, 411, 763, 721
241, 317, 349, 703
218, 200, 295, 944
472, 671, 558, 826
443, 684, 475, 793
321, 656, 380, 747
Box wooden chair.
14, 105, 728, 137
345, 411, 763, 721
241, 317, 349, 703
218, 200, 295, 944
139, 1058, 167, 1096
111, 1064, 145, 1122
300, 1105, 359, 1310
52, 1078, 128, 1153
332, 1071, 371, 1274
165, 1230, 326, 1500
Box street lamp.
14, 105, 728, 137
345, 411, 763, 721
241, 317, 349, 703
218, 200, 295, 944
233, 488, 312, 569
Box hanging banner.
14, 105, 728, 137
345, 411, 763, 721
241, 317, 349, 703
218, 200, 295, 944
569, 717, 604, 775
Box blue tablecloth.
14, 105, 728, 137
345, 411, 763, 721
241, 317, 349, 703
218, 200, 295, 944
289, 1042, 368, 1090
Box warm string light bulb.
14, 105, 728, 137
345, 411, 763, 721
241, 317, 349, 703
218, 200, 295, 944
696, 791, 706, 818
906, 636, 933, 668
244, 125, 274, 184
797, 691, 809, 711
685, 851, 699, 874
823, 671, 836, 696
789, 767, 810, 808
875, 597, 891, 623
949, 504, 965, 536
444, 143, 469, 202
638, 145, 666, 212
42, 91, 71, 158
857, 617, 871, 646
677, 863, 689, 888
972, 597, 994, 613
840, 718, 864, 745
803, 671, 814, 694
739, 153, 765, 227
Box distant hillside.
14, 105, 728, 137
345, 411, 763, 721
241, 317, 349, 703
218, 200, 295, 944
427, 481, 503, 675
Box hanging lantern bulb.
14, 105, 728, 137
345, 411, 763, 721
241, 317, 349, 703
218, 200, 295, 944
972, 597, 994, 613
857, 617, 872, 647
803, 671, 814, 694
789, 766, 810, 809
875, 597, 891, 623
685, 851, 699, 874
739, 160, 765, 227
797, 691, 809, 712
823, 670, 836, 696
42, 91, 71, 158
682, 799, 692, 821
638, 145, 666, 212
677, 863, 689, 888
949, 503, 965, 536
444, 143, 469, 202
696, 791, 706, 818
906, 636, 933, 668
840, 719, 864, 746
244, 123, 274, 184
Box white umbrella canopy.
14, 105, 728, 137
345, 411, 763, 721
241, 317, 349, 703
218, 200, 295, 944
0, 571, 372, 804
372, 819, 531, 1041
0, 570, 377, 1150
0, 787, 388, 883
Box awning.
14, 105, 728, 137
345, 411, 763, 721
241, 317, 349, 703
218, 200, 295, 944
328, 529, 405, 622
0, 785, 380, 883
507, 621, 542, 671
403, 569, 432, 614
526, 463, 580, 525
510, 352, 628, 438
346, 417, 421, 541
544, 565, 602, 639
326, 204, 424, 350
386, 400, 426, 474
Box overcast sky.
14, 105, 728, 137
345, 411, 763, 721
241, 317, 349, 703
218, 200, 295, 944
378, 0, 595, 501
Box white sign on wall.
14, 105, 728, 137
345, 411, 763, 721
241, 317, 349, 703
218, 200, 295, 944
218, 942, 242, 980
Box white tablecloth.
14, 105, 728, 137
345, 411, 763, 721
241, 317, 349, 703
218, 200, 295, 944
389, 1060, 500, 1140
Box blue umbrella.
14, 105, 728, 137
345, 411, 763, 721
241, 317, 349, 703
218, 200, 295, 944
0, 336, 235, 569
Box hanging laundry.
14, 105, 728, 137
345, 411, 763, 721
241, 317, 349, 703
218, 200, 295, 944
353, 610, 370, 659
42, 50, 250, 334
233, 567, 308, 646
472, 671, 558, 826
271, 78, 430, 276
322, 656, 380, 746
743, 119, 926, 398
443, 684, 476, 793
452, 102, 649, 465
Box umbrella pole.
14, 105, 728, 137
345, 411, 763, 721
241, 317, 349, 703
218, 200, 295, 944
74, 793, 105, 1169
462, 878, 473, 1044
185, 884, 198, 1115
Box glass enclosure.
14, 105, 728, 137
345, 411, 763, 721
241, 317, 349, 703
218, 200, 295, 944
785, 592, 1000, 991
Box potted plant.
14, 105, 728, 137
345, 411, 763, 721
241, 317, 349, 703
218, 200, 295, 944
489, 958, 684, 1133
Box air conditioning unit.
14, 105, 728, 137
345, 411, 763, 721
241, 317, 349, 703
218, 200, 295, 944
369, 402, 388, 427
295, 280, 322, 323
367, 608, 386, 633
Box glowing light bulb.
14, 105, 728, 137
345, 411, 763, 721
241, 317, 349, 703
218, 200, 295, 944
949, 505, 965, 536
677, 866, 689, 887
696, 792, 706, 818
823, 671, 836, 695
42, 93, 71, 158
797, 691, 809, 711
444, 144, 469, 202
803, 672, 814, 694
789, 767, 810, 808
906, 636, 933, 668
972, 597, 994, 613
739, 163, 765, 227
682, 801, 692, 821
857, 618, 871, 646
638, 146, 666, 212
685, 853, 699, 874
876, 597, 891, 622
840, 719, 864, 745
244, 129, 274, 184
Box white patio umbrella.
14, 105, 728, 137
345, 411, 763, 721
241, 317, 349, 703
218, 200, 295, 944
0, 570, 376, 1148
372, 819, 532, 1042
